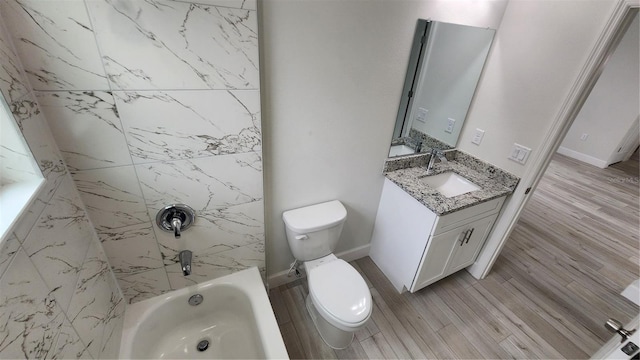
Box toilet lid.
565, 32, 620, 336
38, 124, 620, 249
308, 259, 371, 325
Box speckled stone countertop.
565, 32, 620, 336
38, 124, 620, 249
383, 150, 519, 216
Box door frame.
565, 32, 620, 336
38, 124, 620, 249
607, 115, 639, 165
468, 0, 640, 279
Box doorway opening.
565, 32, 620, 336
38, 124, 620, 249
489, 8, 639, 352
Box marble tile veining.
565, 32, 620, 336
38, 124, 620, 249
12, 181, 57, 242
87, 0, 258, 90
67, 240, 122, 358
0, 249, 66, 359
174, 0, 257, 11
49, 318, 92, 360
99, 297, 125, 359
71, 166, 149, 231
114, 90, 261, 163
136, 152, 263, 214
21, 176, 94, 311
99, 222, 164, 277
0, 0, 109, 90
0, 21, 29, 103
37, 91, 132, 171
0, 8, 126, 359
0, 234, 20, 282
0, 127, 40, 185
10, 93, 67, 189
118, 267, 172, 304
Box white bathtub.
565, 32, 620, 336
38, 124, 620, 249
119, 267, 289, 359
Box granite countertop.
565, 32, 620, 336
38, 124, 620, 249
383, 151, 519, 216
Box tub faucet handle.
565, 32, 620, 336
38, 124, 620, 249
156, 204, 196, 239
171, 216, 182, 238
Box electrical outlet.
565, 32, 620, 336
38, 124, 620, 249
580, 133, 589, 141
508, 143, 531, 165
445, 118, 455, 133
472, 128, 485, 145
416, 108, 428, 123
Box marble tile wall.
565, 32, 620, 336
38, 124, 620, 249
0, 15, 124, 359
0, 0, 264, 304
0, 104, 40, 185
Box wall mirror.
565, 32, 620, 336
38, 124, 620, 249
389, 20, 495, 157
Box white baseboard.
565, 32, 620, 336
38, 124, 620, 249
267, 244, 371, 289
336, 244, 371, 263
557, 146, 608, 168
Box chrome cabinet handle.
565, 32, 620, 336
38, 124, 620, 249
460, 230, 468, 246
466, 228, 474, 244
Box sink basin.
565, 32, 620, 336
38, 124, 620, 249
420, 172, 481, 198
389, 145, 415, 157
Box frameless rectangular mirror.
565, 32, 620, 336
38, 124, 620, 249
390, 20, 495, 157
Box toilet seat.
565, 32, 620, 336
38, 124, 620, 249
307, 258, 372, 331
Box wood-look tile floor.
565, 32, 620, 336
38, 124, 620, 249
270, 153, 639, 359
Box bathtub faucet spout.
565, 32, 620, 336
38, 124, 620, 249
179, 250, 192, 276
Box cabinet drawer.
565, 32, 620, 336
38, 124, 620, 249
434, 196, 504, 235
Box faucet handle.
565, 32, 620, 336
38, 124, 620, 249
171, 216, 182, 238
156, 204, 195, 238
432, 148, 448, 161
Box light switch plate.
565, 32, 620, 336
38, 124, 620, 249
416, 108, 428, 123
472, 128, 485, 145
445, 118, 455, 133
508, 143, 531, 165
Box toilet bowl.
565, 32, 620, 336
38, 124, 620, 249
283, 200, 372, 349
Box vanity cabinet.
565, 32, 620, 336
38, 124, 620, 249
370, 178, 505, 293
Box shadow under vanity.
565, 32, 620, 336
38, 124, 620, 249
371, 150, 519, 293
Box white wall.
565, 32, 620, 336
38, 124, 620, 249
558, 12, 639, 168
260, 0, 508, 277
464, 0, 624, 279
457, 0, 618, 177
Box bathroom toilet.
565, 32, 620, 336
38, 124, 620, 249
282, 200, 372, 349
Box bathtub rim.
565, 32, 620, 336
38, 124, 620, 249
119, 267, 289, 359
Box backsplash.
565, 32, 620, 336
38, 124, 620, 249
0, 16, 124, 359
0, 0, 264, 303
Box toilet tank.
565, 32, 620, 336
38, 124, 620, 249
282, 200, 347, 261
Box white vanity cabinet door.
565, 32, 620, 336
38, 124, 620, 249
409, 228, 463, 291
445, 214, 497, 275
410, 214, 497, 291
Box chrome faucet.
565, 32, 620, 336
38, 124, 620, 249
156, 204, 196, 239
414, 139, 423, 153
426, 148, 448, 175
179, 250, 192, 276
171, 216, 182, 238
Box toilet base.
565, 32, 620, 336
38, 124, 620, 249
305, 295, 354, 349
